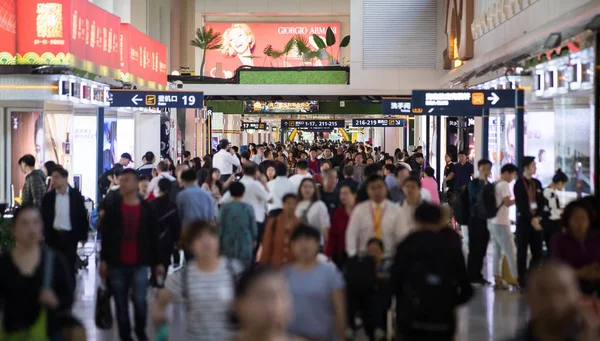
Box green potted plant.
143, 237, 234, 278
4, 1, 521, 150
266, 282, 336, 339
312, 27, 350, 65
190, 26, 223, 76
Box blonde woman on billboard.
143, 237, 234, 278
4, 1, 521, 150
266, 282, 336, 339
219, 24, 256, 70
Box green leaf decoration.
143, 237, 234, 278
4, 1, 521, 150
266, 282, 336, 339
326, 27, 336, 46
313, 34, 326, 49
339, 35, 350, 48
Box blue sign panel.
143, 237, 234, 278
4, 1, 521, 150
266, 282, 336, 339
411, 89, 517, 115
108, 90, 204, 108
352, 118, 407, 127
382, 98, 411, 115
281, 119, 344, 131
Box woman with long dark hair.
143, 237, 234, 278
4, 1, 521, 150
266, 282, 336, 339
197, 155, 213, 186
0, 205, 75, 341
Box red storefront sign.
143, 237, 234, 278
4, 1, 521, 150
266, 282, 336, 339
120, 23, 167, 89
17, 0, 71, 65
11, 0, 166, 89
0, 0, 16, 64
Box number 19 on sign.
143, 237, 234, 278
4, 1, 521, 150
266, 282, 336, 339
182, 95, 196, 106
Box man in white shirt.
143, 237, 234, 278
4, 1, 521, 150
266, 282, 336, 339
346, 175, 408, 258
267, 162, 296, 218
41, 166, 89, 279
487, 163, 519, 289
221, 163, 272, 254
213, 139, 241, 183
289, 160, 313, 193
147, 161, 176, 197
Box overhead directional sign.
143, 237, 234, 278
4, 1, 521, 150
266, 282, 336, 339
108, 90, 205, 108
382, 98, 412, 115
352, 118, 407, 127
411, 89, 518, 115
281, 119, 344, 131
241, 122, 267, 131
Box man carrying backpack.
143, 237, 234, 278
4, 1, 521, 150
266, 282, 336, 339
466, 159, 493, 285
486, 164, 519, 290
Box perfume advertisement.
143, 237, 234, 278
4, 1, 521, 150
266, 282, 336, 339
116, 117, 135, 167
102, 117, 117, 172
525, 111, 556, 187
10, 112, 43, 201
72, 115, 97, 201
43, 113, 73, 176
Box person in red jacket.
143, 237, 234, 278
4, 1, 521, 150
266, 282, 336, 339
325, 183, 357, 269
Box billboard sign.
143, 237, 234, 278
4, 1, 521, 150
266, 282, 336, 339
243, 100, 319, 113
204, 22, 341, 78
0, 0, 16, 64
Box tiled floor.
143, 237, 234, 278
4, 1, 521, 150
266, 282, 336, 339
73, 244, 527, 341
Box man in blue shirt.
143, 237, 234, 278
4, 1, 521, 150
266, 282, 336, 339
452, 151, 474, 190
176, 168, 215, 226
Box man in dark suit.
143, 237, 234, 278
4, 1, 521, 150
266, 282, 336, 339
41, 166, 89, 278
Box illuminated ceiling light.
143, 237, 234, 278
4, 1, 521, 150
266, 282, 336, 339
171, 70, 180, 76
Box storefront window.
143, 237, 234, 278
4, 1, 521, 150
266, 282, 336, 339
10, 112, 43, 202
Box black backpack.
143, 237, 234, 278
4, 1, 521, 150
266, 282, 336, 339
398, 248, 458, 333
452, 186, 470, 225
344, 255, 377, 294
476, 182, 501, 219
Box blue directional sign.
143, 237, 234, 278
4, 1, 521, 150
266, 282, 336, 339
411, 89, 518, 115
352, 118, 407, 127
108, 90, 204, 108
281, 119, 344, 131
382, 98, 411, 115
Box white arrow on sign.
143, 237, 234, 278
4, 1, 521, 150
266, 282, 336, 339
131, 94, 142, 105
487, 92, 500, 105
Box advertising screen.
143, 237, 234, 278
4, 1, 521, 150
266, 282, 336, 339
0, 0, 16, 64
204, 23, 340, 78
244, 100, 319, 113
73, 116, 97, 201
10, 112, 43, 202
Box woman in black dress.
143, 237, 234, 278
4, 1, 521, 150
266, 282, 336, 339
0, 205, 75, 340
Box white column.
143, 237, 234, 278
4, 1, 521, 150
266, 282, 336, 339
384, 127, 400, 154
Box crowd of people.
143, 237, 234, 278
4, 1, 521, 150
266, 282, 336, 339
1, 139, 599, 341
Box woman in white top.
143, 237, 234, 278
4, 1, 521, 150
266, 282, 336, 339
296, 178, 330, 245
542, 169, 569, 256
397, 177, 423, 234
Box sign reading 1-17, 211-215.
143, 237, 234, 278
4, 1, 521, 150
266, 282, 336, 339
281, 119, 345, 130
411, 89, 518, 115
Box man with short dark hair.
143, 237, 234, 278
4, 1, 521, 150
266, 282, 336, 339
488, 163, 519, 289
407, 152, 424, 174
513, 156, 545, 288
383, 164, 397, 190
221, 163, 271, 254
290, 160, 313, 192
213, 139, 241, 183
267, 162, 295, 218
147, 161, 176, 197
308, 147, 321, 175
336, 166, 359, 194
452, 151, 474, 190
99, 168, 163, 341
251, 145, 266, 164
41, 166, 89, 279
18, 154, 46, 206
137, 151, 156, 178
99, 153, 131, 196
176, 168, 216, 225
466, 159, 493, 285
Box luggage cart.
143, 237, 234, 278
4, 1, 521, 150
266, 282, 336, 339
76, 198, 98, 270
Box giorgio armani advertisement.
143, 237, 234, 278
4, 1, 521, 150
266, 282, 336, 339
203, 23, 341, 78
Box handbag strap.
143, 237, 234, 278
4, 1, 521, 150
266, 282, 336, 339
42, 249, 54, 289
